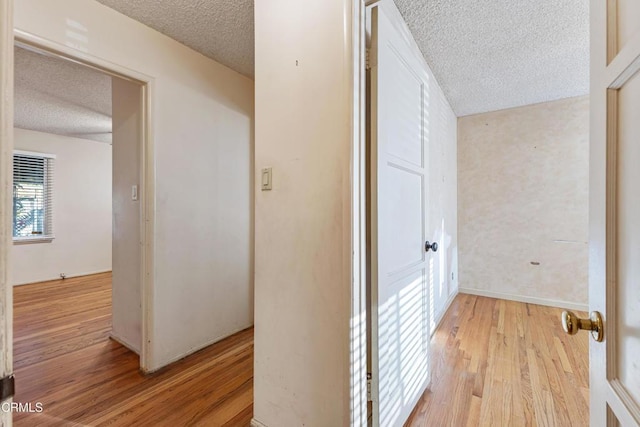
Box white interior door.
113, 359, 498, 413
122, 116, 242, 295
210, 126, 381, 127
588, 0, 640, 425
369, 3, 432, 426
0, 0, 14, 423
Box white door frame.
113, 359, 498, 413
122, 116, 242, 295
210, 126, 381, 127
350, 0, 368, 425
5, 25, 156, 373
0, 0, 15, 422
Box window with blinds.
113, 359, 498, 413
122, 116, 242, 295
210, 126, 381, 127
13, 150, 55, 242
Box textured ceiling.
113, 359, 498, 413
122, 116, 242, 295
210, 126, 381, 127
14, 46, 112, 143
89, 0, 587, 116
393, 0, 590, 116
95, 0, 254, 78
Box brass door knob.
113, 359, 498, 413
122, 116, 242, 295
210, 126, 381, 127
561, 310, 604, 342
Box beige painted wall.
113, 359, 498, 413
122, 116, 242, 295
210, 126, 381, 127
253, 1, 355, 425
458, 96, 589, 309
111, 77, 141, 353
12, 128, 112, 285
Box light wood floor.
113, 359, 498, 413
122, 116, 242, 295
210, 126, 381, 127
406, 293, 590, 427
14, 275, 588, 426
13, 272, 253, 426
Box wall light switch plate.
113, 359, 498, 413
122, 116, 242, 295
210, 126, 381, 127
261, 168, 272, 191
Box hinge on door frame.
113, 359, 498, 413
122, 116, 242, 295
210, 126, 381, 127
366, 48, 372, 70
367, 372, 372, 402
0, 375, 14, 402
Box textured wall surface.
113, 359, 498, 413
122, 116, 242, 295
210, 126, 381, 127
458, 96, 589, 307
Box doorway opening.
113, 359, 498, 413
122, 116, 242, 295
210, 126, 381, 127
10, 38, 152, 423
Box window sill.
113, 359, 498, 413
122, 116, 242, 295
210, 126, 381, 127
13, 237, 55, 245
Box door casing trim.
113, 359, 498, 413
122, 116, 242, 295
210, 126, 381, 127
11, 28, 156, 373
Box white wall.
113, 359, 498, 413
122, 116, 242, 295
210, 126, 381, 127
111, 77, 142, 353
253, 1, 355, 426
425, 50, 458, 330
15, 0, 254, 370
12, 128, 112, 285
458, 96, 589, 310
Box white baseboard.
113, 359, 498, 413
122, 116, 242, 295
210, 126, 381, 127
459, 287, 588, 312
144, 324, 253, 373
109, 333, 140, 355
13, 269, 112, 286
58, 269, 112, 279
432, 289, 458, 335
251, 418, 269, 427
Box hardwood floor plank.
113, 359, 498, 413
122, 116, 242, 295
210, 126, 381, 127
406, 294, 589, 427
13, 273, 254, 426
466, 395, 482, 427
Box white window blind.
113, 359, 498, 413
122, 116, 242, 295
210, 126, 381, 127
13, 150, 55, 242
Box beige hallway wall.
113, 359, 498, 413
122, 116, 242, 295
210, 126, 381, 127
253, 1, 357, 425
458, 96, 589, 309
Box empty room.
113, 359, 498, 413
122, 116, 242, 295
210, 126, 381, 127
11, 46, 116, 424
0, 0, 639, 426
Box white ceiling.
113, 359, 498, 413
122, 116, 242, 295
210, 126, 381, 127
14, 46, 112, 143
393, 0, 590, 116
85, 0, 586, 116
